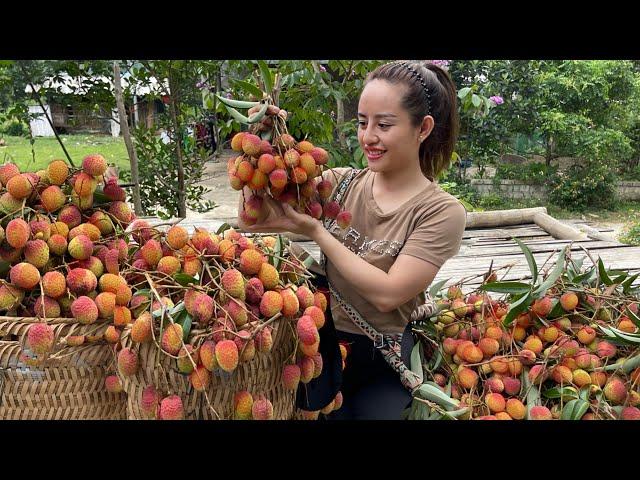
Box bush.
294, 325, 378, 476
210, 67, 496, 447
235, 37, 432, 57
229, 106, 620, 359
0, 118, 29, 137
475, 193, 507, 210
493, 162, 557, 185
620, 221, 640, 246
129, 126, 214, 219
547, 162, 618, 212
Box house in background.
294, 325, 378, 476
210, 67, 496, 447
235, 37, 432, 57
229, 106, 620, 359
25, 73, 167, 137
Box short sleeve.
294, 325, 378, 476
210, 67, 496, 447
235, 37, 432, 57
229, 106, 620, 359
399, 200, 467, 268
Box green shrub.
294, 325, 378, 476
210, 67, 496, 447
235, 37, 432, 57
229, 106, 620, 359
547, 162, 617, 212
493, 162, 557, 185
476, 193, 507, 210
620, 221, 640, 245
0, 118, 29, 137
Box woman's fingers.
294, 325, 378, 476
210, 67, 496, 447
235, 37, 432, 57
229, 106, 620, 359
264, 195, 286, 217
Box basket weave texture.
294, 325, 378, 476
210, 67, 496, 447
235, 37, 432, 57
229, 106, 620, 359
122, 317, 298, 420
0, 316, 127, 420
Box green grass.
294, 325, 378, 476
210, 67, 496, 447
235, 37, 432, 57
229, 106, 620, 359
0, 134, 130, 173
547, 201, 640, 222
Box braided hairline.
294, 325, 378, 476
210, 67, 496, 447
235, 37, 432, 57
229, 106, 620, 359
389, 60, 432, 116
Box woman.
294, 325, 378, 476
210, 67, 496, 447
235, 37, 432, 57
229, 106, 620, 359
238, 60, 467, 419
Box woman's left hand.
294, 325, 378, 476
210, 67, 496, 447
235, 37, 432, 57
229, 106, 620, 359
244, 196, 321, 239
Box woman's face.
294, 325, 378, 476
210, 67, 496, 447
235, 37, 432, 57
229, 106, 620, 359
357, 79, 424, 173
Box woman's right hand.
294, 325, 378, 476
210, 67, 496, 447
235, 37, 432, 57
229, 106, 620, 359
237, 186, 288, 233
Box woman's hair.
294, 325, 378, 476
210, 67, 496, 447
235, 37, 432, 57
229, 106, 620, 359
365, 61, 459, 181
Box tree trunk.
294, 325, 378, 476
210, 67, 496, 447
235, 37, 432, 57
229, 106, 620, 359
545, 135, 554, 168
112, 61, 143, 215
167, 70, 187, 218
214, 69, 222, 155
310, 60, 347, 148
336, 96, 347, 149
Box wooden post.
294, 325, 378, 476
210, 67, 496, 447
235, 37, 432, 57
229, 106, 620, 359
465, 207, 548, 228
533, 212, 587, 240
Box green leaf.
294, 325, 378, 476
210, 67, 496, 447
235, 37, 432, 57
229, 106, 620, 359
222, 104, 251, 124
533, 246, 567, 296
471, 94, 482, 108
598, 257, 613, 286
227, 80, 264, 100
92, 190, 111, 205
457, 87, 472, 99
611, 274, 628, 285
428, 278, 450, 297
246, 102, 269, 124
273, 234, 284, 271
561, 398, 589, 420
410, 343, 424, 384
257, 60, 273, 95
178, 313, 192, 342
479, 281, 532, 295
513, 237, 538, 284
572, 267, 597, 285
458, 198, 474, 212
429, 347, 442, 372
502, 291, 533, 327
603, 326, 640, 344
174, 273, 197, 286
215, 223, 231, 235
619, 354, 640, 373
572, 257, 584, 272
523, 369, 540, 419
547, 298, 564, 319
169, 301, 186, 316
622, 273, 639, 294
0, 259, 10, 277
578, 386, 590, 402
626, 306, 640, 329
543, 386, 579, 400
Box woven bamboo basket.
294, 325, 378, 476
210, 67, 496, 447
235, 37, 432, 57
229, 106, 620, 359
122, 316, 297, 420
0, 316, 127, 420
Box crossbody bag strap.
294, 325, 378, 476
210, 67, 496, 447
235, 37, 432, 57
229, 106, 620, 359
320, 168, 360, 272
328, 278, 422, 394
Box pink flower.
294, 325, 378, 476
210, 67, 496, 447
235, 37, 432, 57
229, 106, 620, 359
429, 60, 451, 68
319, 65, 327, 73
489, 95, 504, 105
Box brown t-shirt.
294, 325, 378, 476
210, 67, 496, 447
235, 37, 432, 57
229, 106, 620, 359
322, 167, 467, 335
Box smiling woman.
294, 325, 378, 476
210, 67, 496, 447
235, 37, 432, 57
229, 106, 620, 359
238, 61, 467, 420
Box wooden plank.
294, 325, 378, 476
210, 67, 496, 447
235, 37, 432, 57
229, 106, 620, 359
458, 241, 627, 258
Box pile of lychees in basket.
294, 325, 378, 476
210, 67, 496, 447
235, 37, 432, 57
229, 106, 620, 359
0, 156, 345, 420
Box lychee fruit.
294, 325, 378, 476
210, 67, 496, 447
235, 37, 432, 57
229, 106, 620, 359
26, 323, 55, 354
159, 395, 184, 420
260, 290, 283, 318
215, 339, 239, 372
161, 323, 183, 356
10, 262, 41, 290
117, 347, 138, 376
234, 390, 254, 420
105, 375, 123, 393
6, 218, 30, 249
82, 153, 107, 176
221, 268, 245, 299
199, 340, 218, 371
